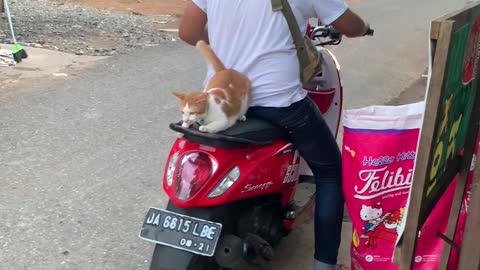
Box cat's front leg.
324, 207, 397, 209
199, 120, 230, 133
239, 115, 247, 121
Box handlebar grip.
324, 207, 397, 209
365, 26, 374, 36
329, 28, 341, 40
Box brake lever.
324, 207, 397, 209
311, 30, 328, 38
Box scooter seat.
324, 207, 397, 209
170, 118, 288, 148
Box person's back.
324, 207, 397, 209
178, 1, 371, 269
188, 0, 348, 107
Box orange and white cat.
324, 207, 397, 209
173, 40, 252, 133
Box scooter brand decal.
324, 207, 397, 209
283, 150, 300, 184
283, 164, 300, 184
241, 181, 274, 193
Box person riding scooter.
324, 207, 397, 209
178, 0, 371, 269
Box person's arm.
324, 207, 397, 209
330, 8, 370, 38
313, 0, 370, 38
178, 1, 209, 45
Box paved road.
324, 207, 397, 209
334, 0, 469, 109
0, 0, 470, 269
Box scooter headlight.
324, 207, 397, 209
208, 166, 240, 198
166, 152, 179, 187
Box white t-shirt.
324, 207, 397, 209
192, 0, 348, 107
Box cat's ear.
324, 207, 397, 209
172, 92, 186, 100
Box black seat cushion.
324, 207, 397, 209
170, 118, 288, 148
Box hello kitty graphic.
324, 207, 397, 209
359, 203, 405, 249
360, 203, 383, 231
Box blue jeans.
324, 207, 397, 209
246, 96, 344, 265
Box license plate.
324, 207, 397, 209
139, 208, 222, 257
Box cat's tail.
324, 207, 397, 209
196, 40, 226, 72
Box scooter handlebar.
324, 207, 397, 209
364, 25, 374, 36
311, 25, 338, 39
311, 24, 374, 39
310, 24, 373, 46
310, 25, 342, 46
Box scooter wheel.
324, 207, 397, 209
150, 244, 222, 270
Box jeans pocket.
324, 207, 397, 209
279, 103, 310, 129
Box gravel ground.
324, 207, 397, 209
0, 0, 177, 56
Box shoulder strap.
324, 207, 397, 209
271, 0, 305, 51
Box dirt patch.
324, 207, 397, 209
62, 0, 187, 16
1, 0, 175, 56
59, 0, 356, 20
54, 0, 360, 33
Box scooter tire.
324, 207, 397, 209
150, 244, 224, 270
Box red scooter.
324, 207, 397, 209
140, 24, 365, 270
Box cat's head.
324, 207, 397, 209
173, 92, 209, 126
360, 204, 383, 221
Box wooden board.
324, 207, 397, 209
458, 139, 480, 269
394, 2, 480, 269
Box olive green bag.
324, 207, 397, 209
271, 0, 323, 84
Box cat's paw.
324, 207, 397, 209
240, 115, 247, 121
199, 126, 210, 133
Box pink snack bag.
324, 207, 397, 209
341, 102, 473, 270
446, 131, 479, 269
